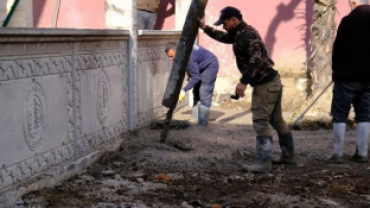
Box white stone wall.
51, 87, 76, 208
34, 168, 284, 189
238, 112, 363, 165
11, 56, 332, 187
0, 0, 33, 27
137, 31, 182, 127
175, 0, 192, 30
0, 29, 129, 207
105, 0, 139, 130
105, 0, 128, 30
0, 28, 182, 206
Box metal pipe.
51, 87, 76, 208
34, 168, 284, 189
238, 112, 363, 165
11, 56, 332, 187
160, 0, 208, 142
293, 81, 333, 130
51, 0, 61, 27
160, 108, 174, 143
2, 0, 21, 27
162, 0, 208, 108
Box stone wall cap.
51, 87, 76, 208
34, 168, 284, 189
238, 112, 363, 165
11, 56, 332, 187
138, 30, 181, 38
0, 28, 130, 37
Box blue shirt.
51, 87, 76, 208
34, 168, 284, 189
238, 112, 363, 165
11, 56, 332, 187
183, 45, 219, 91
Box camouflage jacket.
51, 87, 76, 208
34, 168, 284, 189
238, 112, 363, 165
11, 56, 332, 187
203, 21, 277, 86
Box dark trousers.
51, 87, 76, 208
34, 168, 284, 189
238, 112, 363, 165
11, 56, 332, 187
331, 81, 370, 122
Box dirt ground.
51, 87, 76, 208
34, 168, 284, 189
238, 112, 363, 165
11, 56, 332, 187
20, 105, 370, 208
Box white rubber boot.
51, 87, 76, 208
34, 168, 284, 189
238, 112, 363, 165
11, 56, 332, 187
189, 102, 199, 125
333, 123, 346, 156
353, 122, 370, 163
329, 123, 346, 163
356, 123, 370, 156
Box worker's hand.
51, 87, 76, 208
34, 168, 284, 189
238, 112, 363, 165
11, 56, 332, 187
235, 82, 247, 97
178, 90, 186, 102
197, 16, 206, 30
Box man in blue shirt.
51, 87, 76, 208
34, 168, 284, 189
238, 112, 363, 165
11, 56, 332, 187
165, 42, 219, 126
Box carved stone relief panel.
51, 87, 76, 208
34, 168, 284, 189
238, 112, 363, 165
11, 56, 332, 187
137, 46, 171, 127
0, 36, 130, 200
97, 71, 110, 127
0, 55, 73, 191
76, 51, 126, 156
0, 56, 72, 81
23, 82, 47, 152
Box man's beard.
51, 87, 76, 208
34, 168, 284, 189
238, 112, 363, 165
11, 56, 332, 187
227, 24, 238, 37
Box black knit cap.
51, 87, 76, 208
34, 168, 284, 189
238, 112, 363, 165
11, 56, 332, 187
214, 6, 242, 26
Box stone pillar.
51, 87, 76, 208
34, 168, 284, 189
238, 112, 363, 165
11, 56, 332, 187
105, 0, 138, 130
127, 0, 138, 130
175, 0, 192, 30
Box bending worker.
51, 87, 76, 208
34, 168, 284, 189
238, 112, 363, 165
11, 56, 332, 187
165, 42, 219, 126
198, 6, 295, 172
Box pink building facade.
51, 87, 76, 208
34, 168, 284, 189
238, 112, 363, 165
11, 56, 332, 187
32, 0, 174, 30
200, 0, 350, 76
32, 0, 350, 76
33, 0, 106, 29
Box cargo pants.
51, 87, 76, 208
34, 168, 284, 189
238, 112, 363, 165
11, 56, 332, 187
252, 75, 290, 137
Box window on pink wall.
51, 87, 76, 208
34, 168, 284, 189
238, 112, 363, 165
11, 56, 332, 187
33, 0, 105, 29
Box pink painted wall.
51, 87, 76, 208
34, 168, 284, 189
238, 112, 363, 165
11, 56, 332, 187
32, 0, 350, 75
155, 0, 175, 30
33, 0, 105, 29
199, 0, 351, 76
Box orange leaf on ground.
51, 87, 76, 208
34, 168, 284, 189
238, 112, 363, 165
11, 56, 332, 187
211, 203, 222, 208
155, 173, 172, 183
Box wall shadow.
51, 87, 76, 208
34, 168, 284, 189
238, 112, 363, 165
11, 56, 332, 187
264, 0, 314, 98
264, 0, 303, 57
305, 0, 314, 97
33, 0, 48, 27
218, 110, 251, 123
305, 0, 313, 60
154, 0, 175, 30
182, 110, 225, 121
0, 2, 6, 26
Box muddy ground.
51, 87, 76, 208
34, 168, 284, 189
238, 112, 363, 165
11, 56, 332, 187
20, 105, 370, 208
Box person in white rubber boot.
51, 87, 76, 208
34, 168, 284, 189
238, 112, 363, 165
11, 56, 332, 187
165, 42, 219, 126
330, 0, 370, 163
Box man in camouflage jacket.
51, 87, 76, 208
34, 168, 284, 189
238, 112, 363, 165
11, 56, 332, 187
198, 6, 296, 172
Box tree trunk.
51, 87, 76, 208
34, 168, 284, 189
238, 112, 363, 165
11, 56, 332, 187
291, 0, 337, 124
308, 0, 337, 94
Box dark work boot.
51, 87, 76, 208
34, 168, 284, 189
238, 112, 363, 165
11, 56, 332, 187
327, 153, 344, 164
273, 132, 296, 164
351, 146, 369, 163
241, 136, 273, 173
